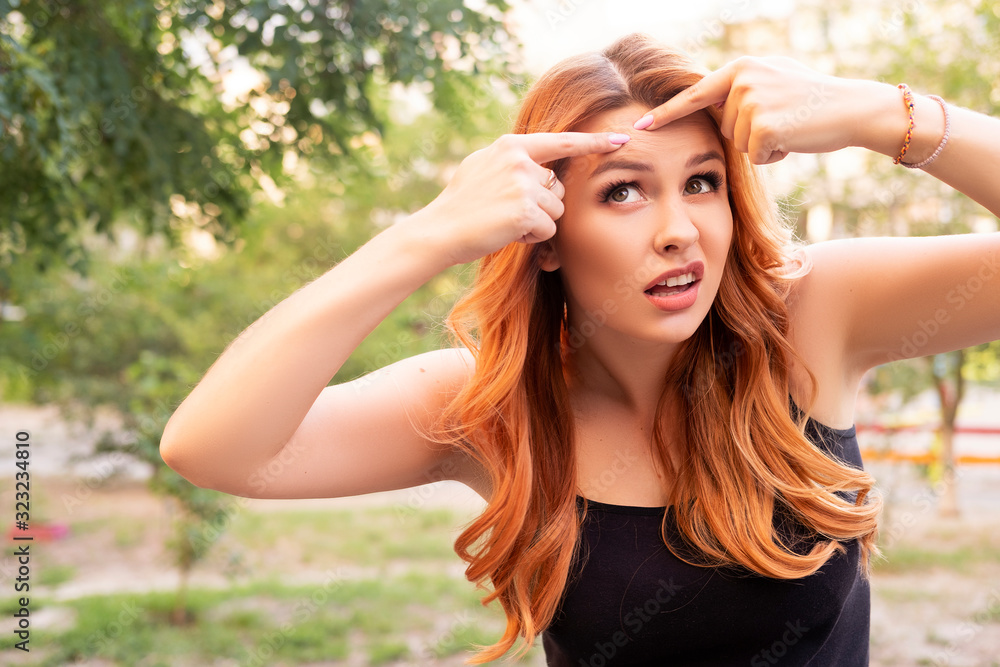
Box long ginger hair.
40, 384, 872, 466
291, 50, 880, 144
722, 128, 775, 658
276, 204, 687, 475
437, 33, 881, 662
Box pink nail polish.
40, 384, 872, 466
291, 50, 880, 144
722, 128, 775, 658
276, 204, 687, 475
609, 133, 631, 145
633, 114, 654, 130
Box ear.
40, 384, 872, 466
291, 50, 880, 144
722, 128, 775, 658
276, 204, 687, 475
536, 240, 561, 272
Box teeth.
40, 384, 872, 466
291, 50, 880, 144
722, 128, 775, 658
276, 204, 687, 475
655, 272, 695, 288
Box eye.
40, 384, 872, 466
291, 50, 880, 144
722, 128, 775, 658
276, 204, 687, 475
684, 170, 725, 195
684, 177, 713, 195
600, 182, 641, 204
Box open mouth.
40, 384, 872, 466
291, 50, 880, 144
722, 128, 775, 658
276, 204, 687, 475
644, 271, 698, 297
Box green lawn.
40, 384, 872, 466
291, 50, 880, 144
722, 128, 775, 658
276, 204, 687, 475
20, 576, 507, 666
2, 503, 541, 666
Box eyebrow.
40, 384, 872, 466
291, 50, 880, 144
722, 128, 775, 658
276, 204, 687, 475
589, 150, 725, 179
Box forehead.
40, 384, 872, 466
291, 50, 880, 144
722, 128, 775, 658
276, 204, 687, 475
566, 105, 724, 181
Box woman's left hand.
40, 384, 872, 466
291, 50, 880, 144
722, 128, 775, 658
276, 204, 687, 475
634, 56, 866, 165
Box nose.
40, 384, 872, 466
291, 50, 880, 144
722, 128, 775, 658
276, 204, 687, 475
651, 198, 699, 253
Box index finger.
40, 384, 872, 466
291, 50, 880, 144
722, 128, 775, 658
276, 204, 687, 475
633, 64, 735, 131
521, 131, 631, 165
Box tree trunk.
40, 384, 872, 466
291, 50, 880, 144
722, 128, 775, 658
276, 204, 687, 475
171, 563, 192, 625
169, 505, 197, 625
930, 351, 964, 518
937, 421, 960, 518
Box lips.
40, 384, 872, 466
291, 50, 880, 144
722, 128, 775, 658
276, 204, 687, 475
643, 261, 705, 293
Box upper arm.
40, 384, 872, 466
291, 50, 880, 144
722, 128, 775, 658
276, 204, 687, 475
232, 347, 483, 500
794, 233, 1000, 375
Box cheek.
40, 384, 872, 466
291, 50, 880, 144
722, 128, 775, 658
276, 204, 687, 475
703, 210, 735, 265
553, 210, 599, 265
556, 220, 639, 293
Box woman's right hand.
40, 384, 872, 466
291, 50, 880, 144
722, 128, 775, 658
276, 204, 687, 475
415, 131, 630, 266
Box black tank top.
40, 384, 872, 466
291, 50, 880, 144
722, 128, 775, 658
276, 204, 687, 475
542, 417, 869, 666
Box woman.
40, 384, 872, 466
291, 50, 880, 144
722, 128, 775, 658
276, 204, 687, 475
161, 34, 1000, 665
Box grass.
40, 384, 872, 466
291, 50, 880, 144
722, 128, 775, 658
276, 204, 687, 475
37, 563, 76, 587
979, 603, 1000, 623
15, 574, 506, 666
1, 504, 533, 665
875, 540, 1000, 573
368, 639, 410, 664
113, 520, 148, 548
873, 586, 943, 604
226, 505, 465, 564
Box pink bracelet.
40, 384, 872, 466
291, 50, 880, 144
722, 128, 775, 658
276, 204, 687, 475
901, 95, 951, 169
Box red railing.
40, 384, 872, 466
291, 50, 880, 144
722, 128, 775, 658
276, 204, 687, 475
856, 423, 1000, 464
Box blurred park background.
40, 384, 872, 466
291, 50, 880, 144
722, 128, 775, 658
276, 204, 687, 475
1, 0, 999, 664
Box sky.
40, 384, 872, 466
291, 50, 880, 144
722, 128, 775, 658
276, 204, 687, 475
507, 0, 798, 75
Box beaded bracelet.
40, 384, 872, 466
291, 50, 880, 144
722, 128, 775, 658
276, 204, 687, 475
893, 83, 916, 165
901, 95, 951, 169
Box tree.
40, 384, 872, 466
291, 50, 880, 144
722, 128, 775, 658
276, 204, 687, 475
0, 0, 520, 623
0, 0, 517, 274
928, 350, 964, 518
1, 56, 513, 617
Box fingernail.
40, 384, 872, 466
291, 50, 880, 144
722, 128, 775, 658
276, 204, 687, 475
633, 114, 654, 130
608, 132, 631, 145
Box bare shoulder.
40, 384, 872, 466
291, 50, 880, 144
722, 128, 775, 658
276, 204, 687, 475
362, 346, 492, 498
783, 241, 865, 429
362, 345, 476, 398
239, 346, 488, 500
786, 234, 1000, 428
332, 346, 487, 488
413, 347, 491, 497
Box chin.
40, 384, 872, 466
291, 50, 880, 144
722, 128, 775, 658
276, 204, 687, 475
613, 314, 711, 349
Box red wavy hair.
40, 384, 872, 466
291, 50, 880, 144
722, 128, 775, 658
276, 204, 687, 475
436, 33, 881, 662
